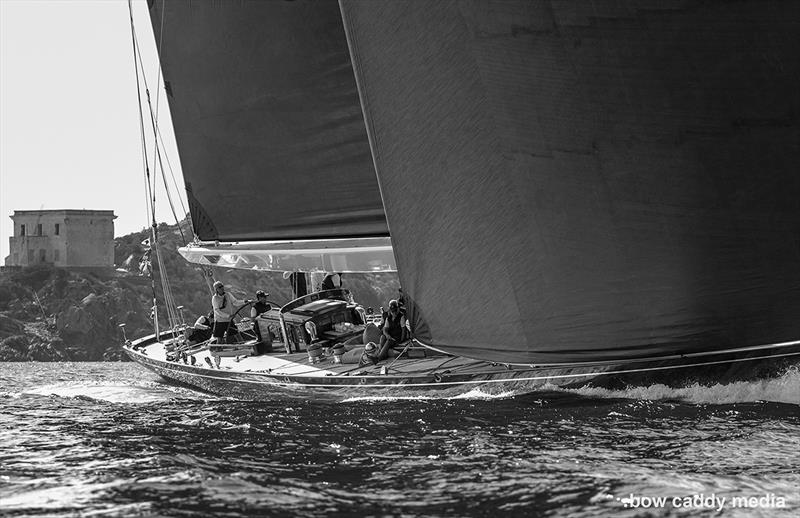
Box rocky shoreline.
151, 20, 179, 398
0, 266, 155, 361
0, 222, 400, 361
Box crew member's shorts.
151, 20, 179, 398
212, 321, 231, 338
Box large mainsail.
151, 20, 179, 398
147, 0, 387, 242
340, 0, 800, 363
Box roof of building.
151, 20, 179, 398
11, 210, 117, 219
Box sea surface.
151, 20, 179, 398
1, 362, 798, 517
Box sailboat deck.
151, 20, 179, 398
137, 339, 511, 380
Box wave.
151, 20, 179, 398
340, 386, 518, 403
340, 365, 800, 405
173, 416, 255, 431
8, 363, 794, 406
16, 380, 201, 404
561, 365, 800, 405
338, 368, 800, 405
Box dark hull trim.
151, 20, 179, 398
124, 335, 800, 399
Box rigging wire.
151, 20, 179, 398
130, 0, 214, 323
147, 86, 187, 245
148, 0, 189, 246
154, 124, 189, 223
129, 5, 187, 245
156, 144, 187, 244
153, 0, 190, 236
141, 90, 181, 328
128, 0, 214, 334
154, 0, 166, 120
155, 241, 179, 329
150, 0, 190, 234
127, 0, 160, 337
128, 0, 185, 333
126, 2, 153, 225
139, 0, 207, 297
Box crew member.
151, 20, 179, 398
211, 281, 249, 343
250, 290, 271, 345
187, 311, 214, 344
321, 272, 343, 291
377, 299, 405, 360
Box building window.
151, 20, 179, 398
20, 224, 25, 236
28, 249, 34, 262
36, 223, 43, 236
54, 249, 60, 262
55, 223, 60, 235
13, 253, 18, 264
40, 249, 46, 262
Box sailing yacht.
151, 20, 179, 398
124, 0, 800, 397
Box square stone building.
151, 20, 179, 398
5, 210, 116, 267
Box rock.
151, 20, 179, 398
0, 343, 25, 361
56, 306, 92, 333
0, 334, 29, 354
0, 314, 24, 338
27, 340, 70, 362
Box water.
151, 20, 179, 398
1, 363, 798, 517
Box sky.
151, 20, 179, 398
0, 0, 184, 261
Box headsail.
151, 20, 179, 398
147, 0, 388, 243
340, 0, 800, 363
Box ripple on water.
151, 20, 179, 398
1, 362, 799, 517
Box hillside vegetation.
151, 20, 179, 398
0, 220, 400, 361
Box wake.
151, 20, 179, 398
561, 365, 800, 405
341, 366, 800, 405
19, 380, 199, 404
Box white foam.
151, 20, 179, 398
340, 386, 519, 403
23, 380, 193, 404
563, 366, 800, 405
341, 366, 800, 404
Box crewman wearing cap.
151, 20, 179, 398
359, 341, 380, 367
250, 290, 271, 319
249, 290, 272, 347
